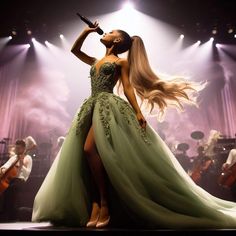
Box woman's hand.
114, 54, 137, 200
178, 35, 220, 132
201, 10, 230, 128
84, 21, 100, 33
136, 112, 147, 129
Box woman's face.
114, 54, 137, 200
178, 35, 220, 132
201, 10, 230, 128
100, 30, 121, 47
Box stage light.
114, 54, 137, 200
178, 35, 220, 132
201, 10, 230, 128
212, 29, 217, 35
216, 43, 236, 61
192, 37, 215, 64
122, 1, 135, 11
1, 37, 14, 50
27, 30, 32, 35
45, 40, 49, 45
26, 44, 31, 48
180, 40, 202, 60
60, 34, 64, 39
32, 38, 36, 42
228, 28, 233, 34
12, 30, 17, 35
234, 34, 236, 38
197, 40, 201, 44
180, 34, 184, 39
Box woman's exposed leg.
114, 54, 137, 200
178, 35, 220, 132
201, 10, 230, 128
84, 126, 110, 227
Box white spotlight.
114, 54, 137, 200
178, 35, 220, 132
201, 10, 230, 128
45, 40, 49, 44
8, 36, 12, 40
197, 40, 201, 44
210, 37, 214, 41
60, 34, 64, 39
26, 44, 31, 48
234, 34, 236, 38
212, 29, 217, 35
180, 34, 184, 39
32, 38, 36, 42
122, 1, 135, 11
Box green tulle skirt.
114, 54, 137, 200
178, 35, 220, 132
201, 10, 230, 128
32, 92, 236, 229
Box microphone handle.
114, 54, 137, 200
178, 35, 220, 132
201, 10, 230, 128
76, 13, 104, 35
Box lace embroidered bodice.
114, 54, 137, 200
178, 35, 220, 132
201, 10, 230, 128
90, 62, 119, 96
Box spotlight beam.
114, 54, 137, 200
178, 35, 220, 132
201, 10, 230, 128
220, 47, 236, 61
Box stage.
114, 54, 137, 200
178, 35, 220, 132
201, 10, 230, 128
0, 222, 236, 235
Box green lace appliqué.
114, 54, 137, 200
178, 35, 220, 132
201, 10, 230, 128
75, 61, 150, 145
76, 97, 95, 135
113, 95, 151, 145
97, 93, 111, 139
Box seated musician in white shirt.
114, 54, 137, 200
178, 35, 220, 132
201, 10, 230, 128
221, 147, 236, 201
0, 138, 35, 221
222, 149, 236, 171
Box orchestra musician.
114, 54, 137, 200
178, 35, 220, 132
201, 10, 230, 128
220, 146, 236, 201
0, 137, 35, 221
190, 130, 221, 195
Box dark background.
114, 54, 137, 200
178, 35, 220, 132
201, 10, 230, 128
0, 0, 235, 44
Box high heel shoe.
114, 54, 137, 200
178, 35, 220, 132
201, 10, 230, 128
96, 216, 110, 228
86, 214, 99, 228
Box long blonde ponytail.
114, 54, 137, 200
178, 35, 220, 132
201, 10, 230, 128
126, 35, 202, 116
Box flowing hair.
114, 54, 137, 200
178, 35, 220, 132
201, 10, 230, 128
116, 31, 205, 117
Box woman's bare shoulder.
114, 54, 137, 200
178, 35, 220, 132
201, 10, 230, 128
116, 58, 128, 68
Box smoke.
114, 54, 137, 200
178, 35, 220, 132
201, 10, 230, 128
16, 66, 71, 137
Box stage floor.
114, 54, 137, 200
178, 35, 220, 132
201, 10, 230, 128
0, 222, 236, 235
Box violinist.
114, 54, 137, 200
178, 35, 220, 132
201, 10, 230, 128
190, 130, 221, 195
0, 139, 33, 221
220, 147, 236, 201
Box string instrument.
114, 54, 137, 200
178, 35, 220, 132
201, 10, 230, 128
218, 162, 236, 188
190, 156, 213, 184
0, 136, 37, 195
190, 163, 202, 184
190, 131, 207, 184
0, 154, 23, 195
190, 130, 224, 184
218, 134, 236, 188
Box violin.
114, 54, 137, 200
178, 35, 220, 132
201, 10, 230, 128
218, 135, 236, 188
218, 162, 236, 188
0, 154, 23, 195
190, 155, 213, 184
190, 162, 203, 184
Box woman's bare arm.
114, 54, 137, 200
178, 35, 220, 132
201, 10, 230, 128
118, 59, 147, 128
71, 23, 100, 65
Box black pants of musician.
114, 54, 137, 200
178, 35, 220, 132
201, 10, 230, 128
2, 178, 25, 221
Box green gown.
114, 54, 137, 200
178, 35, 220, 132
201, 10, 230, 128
32, 61, 236, 229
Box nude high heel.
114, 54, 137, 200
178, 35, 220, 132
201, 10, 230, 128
86, 214, 100, 228
96, 216, 110, 228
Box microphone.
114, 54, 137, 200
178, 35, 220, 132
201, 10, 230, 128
76, 13, 104, 35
